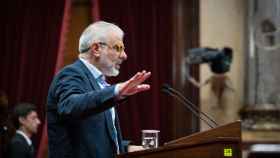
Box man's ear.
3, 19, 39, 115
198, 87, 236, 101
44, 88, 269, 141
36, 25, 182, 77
90, 43, 101, 57
19, 117, 25, 125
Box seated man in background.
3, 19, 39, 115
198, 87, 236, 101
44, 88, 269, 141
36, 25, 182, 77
8, 103, 41, 158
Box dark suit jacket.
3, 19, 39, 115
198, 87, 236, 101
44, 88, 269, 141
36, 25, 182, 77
47, 60, 125, 158
8, 133, 34, 158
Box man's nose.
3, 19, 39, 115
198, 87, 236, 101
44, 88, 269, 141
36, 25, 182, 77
119, 51, 127, 60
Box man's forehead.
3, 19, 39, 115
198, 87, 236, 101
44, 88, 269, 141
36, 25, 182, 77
107, 32, 123, 44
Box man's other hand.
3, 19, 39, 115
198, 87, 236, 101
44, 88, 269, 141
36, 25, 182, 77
127, 145, 145, 152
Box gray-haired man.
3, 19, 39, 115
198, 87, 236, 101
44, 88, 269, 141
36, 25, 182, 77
47, 21, 151, 158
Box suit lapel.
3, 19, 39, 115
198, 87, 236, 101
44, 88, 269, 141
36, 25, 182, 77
105, 110, 116, 142
74, 60, 101, 91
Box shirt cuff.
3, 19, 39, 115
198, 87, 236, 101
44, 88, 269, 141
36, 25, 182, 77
114, 84, 120, 96
114, 84, 127, 100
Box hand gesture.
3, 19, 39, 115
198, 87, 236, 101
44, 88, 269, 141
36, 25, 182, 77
118, 70, 151, 97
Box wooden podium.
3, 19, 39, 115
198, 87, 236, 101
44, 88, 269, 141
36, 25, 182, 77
118, 121, 241, 158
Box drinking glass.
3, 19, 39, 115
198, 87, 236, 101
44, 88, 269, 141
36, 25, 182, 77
141, 130, 160, 149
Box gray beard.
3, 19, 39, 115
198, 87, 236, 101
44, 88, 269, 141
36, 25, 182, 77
104, 67, 119, 77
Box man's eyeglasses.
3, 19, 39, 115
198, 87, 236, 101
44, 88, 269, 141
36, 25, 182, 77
98, 42, 125, 53
80, 42, 125, 54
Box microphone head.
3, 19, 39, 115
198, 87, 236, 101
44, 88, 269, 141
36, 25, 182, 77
161, 88, 169, 94
161, 84, 171, 91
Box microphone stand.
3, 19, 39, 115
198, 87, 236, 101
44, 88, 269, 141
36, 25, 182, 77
162, 84, 219, 128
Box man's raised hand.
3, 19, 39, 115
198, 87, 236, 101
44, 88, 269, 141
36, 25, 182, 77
117, 70, 151, 97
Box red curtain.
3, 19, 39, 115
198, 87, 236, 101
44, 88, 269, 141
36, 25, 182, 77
0, 0, 68, 156
36, 1, 71, 158
91, 0, 174, 144
91, 0, 100, 21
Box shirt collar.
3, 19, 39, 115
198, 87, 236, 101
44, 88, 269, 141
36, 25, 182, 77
79, 57, 103, 80
16, 130, 32, 146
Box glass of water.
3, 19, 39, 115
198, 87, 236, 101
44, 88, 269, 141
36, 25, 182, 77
141, 130, 160, 149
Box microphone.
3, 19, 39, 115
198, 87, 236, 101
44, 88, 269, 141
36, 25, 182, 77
161, 84, 219, 128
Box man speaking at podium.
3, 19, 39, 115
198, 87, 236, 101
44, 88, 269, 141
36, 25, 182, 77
47, 21, 151, 158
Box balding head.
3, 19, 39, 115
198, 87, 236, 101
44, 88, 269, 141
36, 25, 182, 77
78, 21, 124, 54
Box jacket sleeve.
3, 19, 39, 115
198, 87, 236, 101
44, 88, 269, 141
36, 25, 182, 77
54, 68, 118, 118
